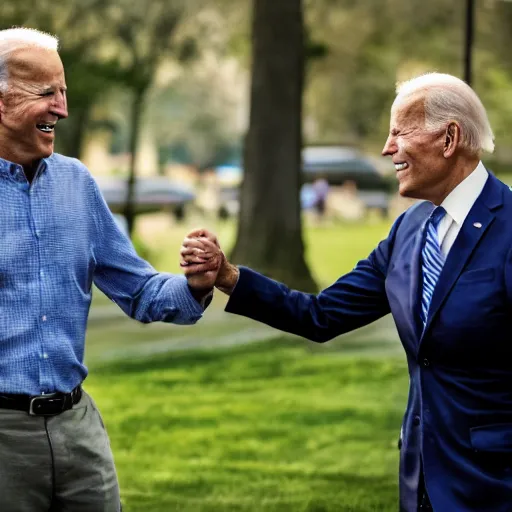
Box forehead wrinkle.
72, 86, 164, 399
391, 95, 426, 131
6, 48, 65, 89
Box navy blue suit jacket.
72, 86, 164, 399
226, 173, 512, 511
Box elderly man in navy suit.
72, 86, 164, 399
181, 73, 512, 511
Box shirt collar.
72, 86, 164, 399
0, 156, 49, 181
440, 161, 488, 227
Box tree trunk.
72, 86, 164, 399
124, 86, 146, 238
230, 0, 316, 292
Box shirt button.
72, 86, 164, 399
40, 270, 44, 277
35, 230, 41, 238
423, 358, 430, 367
42, 315, 47, 322
43, 353, 48, 359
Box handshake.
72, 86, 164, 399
180, 228, 239, 296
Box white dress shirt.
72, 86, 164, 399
437, 161, 488, 257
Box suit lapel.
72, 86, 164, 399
422, 174, 503, 334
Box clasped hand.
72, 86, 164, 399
180, 229, 239, 295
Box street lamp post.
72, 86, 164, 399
464, 0, 475, 86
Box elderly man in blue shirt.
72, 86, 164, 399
0, 28, 215, 511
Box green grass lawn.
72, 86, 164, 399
84, 216, 408, 510
86, 340, 407, 511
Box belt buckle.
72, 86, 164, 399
29, 393, 63, 416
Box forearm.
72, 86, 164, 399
225, 264, 390, 343
95, 270, 204, 325
223, 267, 338, 342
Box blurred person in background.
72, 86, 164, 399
0, 27, 216, 512
311, 175, 329, 220
182, 73, 512, 511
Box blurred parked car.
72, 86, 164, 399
214, 145, 393, 218
302, 145, 393, 215
96, 176, 196, 221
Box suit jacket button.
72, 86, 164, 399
423, 358, 430, 367
413, 415, 421, 426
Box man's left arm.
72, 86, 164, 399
88, 177, 212, 325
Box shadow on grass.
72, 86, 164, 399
92, 336, 403, 379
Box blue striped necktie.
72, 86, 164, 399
421, 206, 446, 324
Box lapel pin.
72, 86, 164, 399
473, 222, 482, 228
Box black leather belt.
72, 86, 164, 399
0, 385, 82, 416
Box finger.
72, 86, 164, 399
183, 253, 220, 268
186, 229, 219, 247
181, 239, 218, 256
192, 238, 219, 254
180, 245, 211, 257
181, 254, 211, 265
182, 237, 219, 254
181, 237, 210, 250
181, 261, 219, 274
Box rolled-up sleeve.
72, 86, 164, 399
88, 176, 204, 325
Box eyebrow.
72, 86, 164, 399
40, 85, 68, 93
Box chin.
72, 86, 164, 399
398, 183, 411, 197
37, 146, 54, 159
399, 184, 424, 201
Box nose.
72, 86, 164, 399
381, 135, 397, 157
51, 90, 68, 120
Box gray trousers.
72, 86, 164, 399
0, 389, 120, 512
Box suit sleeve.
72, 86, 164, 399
225, 213, 405, 342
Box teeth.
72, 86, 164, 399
37, 124, 55, 133
395, 163, 408, 171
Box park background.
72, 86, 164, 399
3, 0, 512, 510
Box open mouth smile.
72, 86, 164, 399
36, 123, 56, 134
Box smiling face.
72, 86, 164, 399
381, 94, 451, 203
0, 46, 68, 168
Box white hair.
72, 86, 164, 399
0, 28, 59, 93
395, 72, 495, 155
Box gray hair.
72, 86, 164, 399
395, 72, 495, 155
0, 28, 59, 93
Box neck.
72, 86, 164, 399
0, 146, 41, 183
23, 163, 38, 183
430, 155, 480, 205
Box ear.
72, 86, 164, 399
443, 122, 460, 158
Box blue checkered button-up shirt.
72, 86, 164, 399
0, 153, 204, 395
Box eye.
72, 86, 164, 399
40, 91, 54, 97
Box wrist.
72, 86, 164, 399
188, 285, 213, 303
216, 264, 239, 295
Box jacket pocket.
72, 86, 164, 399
470, 423, 512, 453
